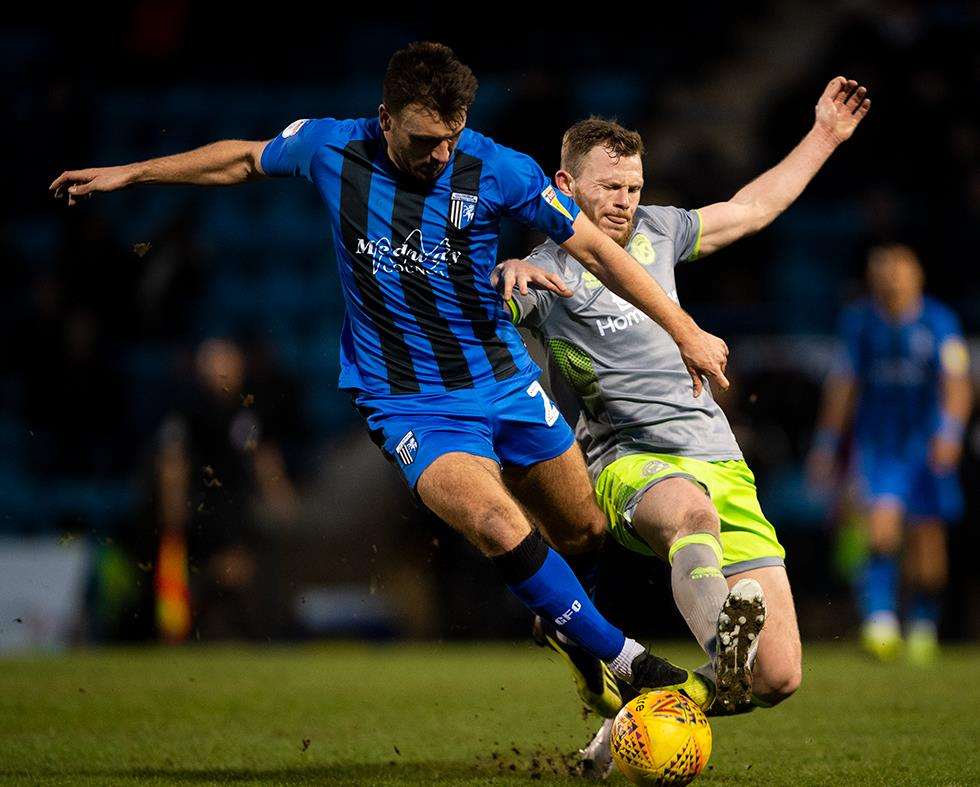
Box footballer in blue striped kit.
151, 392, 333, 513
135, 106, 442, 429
50, 41, 732, 706
810, 244, 971, 665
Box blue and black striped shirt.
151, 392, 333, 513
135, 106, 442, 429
261, 116, 580, 395
837, 296, 966, 454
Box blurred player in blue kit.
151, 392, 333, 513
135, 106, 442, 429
50, 42, 732, 696
809, 245, 972, 664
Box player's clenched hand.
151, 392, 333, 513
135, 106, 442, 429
675, 325, 729, 397
928, 435, 962, 475
814, 76, 871, 145
49, 165, 136, 206
491, 259, 573, 302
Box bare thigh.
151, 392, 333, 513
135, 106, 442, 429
631, 477, 720, 561
417, 452, 531, 556
502, 443, 605, 555
729, 565, 802, 701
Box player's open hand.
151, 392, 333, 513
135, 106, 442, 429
676, 325, 729, 397
814, 77, 871, 145
491, 259, 573, 302
49, 165, 135, 206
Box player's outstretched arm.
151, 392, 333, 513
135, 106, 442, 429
806, 371, 858, 493
50, 139, 270, 205
696, 77, 871, 257
561, 213, 729, 396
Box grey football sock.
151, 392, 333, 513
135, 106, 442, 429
669, 534, 728, 660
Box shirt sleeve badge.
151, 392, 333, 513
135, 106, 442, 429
540, 186, 575, 221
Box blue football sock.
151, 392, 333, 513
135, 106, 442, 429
858, 553, 898, 621
910, 592, 940, 629
493, 530, 625, 662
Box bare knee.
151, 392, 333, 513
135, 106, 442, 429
632, 481, 720, 560
549, 508, 606, 555
677, 506, 720, 540
868, 529, 902, 555
466, 502, 529, 557
867, 506, 903, 554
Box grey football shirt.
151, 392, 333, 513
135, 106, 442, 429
512, 204, 742, 477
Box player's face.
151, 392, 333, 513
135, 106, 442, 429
195, 338, 245, 398
380, 103, 465, 182
564, 147, 643, 247
867, 250, 924, 315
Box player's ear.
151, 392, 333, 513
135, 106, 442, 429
555, 169, 574, 197
378, 104, 392, 132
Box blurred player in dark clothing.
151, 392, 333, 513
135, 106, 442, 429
155, 338, 298, 640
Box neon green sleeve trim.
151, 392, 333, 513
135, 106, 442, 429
668, 532, 723, 565
688, 208, 704, 261
506, 298, 520, 325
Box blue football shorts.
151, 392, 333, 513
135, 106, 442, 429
855, 444, 964, 522
353, 371, 575, 488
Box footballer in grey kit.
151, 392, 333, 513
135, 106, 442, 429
494, 76, 870, 757
513, 203, 743, 473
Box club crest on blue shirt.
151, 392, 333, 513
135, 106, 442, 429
395, 431, 419, 466
449, 192, 478, 230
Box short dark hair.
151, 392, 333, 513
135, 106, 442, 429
561, 117, 644, 176
382, 42, 478, 125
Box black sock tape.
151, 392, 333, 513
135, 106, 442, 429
491, 529, 549, 585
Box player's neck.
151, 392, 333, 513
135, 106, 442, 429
880, 293, 923, 323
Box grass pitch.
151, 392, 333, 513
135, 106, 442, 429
1, 641, 977, 785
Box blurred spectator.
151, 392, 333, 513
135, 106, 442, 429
154, 338, 299, 640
